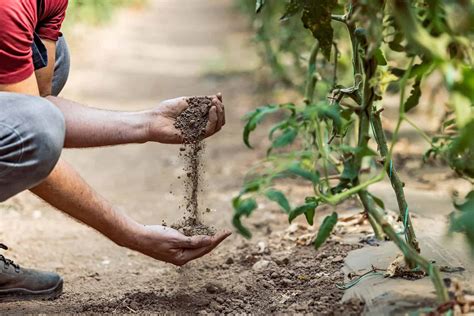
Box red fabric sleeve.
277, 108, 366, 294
0, 0, 36, 85
36, 0, 68, 41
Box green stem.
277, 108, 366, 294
372, 113, 420, 253
404, 117, 433, 145
367, 211, 386, 240
358, 190, 449, 304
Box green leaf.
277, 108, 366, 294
446, 120, 474, 178
314, 212, 338, 249
449, 191, 474, 254
374, 48, 387, 66
369, 193, 385, 210
280, 0, 303, 21
243, 105, 279, 149
255, 0, 265, 13
240, 179, 263, 194
265, 189, 291, 213
404, 76, 422, 112
454, 191, 474, 212
233, 215, 252, 239
304, 208, 316, 226
301, 0, 337, 60
269, 121, 289, 140
232, 197, 258, 239
272, 128, 298, 148
289, 201, 318, 224
286, 164, 320, 184
340, 159, 358, 182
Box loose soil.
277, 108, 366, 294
80, 238, 364, 314
171, 96, 216, 236
0, 0, 463, 315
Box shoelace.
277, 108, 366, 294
0, 243, 20, 271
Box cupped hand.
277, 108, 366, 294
131, 225, 231, 266
149, 93, 225, 144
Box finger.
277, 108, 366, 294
205, 106, 218, 137
179, 231, 232, 263
213, 99, 224, 132
213, 94, 225, 126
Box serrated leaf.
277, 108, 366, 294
404, 76, 422, 112
314, 212, 338, 249
265, 189, 291, 213
255, 0, 265, 13
301, 0, 337, 60
289, 201, 318, 224
272, 128, 298, 148
280, 0, 303, 21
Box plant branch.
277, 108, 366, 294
358, 190, 449, 304
372, 112, 420, 253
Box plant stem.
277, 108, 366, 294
304, 41, 320, 105
372, 112, 420, 253
367, 211, 385, 240
358, 190, 450, 304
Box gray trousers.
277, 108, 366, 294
0, 36, 70, 202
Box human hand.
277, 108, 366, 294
148, 93, 225, 144
129, 225, 231, 266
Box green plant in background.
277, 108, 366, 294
233, 0, 473, 307
65, 0, 145, 26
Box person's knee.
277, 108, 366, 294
22, 97, 66, 181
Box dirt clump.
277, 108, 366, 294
171, 96, 216, 236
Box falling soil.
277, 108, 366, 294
171, 96, 216, 236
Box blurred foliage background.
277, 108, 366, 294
64, 0, 146, 26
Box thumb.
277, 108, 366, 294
205, 106, 218, 136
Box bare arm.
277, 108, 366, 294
46, 94, 225, 148
0, 41, 229, 266
30, 159, 231, 266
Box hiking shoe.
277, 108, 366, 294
0, 243, 63, 302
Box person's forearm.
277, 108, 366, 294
46, 96, 153, 148
30, 158, 141, 248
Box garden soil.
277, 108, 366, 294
172, 96, 216, 236
0, 0, 467, 314
0, 1, 364, 314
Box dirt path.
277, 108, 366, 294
0, 0, 360, 314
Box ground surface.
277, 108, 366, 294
0, 0, 472, 315
0, 1, 362, 314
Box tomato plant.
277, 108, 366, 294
233, 0, 473, 306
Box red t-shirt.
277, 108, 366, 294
0, 0, 68, 84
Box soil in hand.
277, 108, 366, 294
171, 96, 216, 236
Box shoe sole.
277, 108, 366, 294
0, 277, 63, 302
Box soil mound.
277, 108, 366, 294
172, 96, 216, 236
